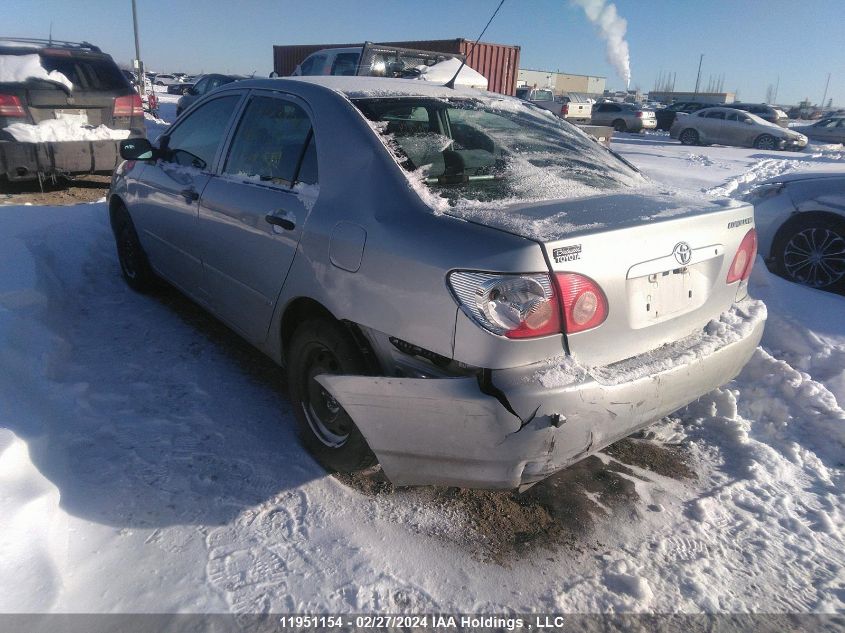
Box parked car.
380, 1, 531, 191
0, 37, 145, 183
746, 171, 845, 290
111, 76, 764, 489
791, 116, 845, 145
176, 74, 246, 116
720, 103, 789, 128
590, 102, 656, 132
515, 88, 591, 123
670, 107, 807, 150
167, 79, 193, 95
655, 101, 710, 131
152, 73, 180, 86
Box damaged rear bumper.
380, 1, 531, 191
0, 140, 123, 181
318, 301, 766, 489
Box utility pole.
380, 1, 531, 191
693, 54, 703, 97
131, 0, 144, 93
820, 72, 831, 110
773, 75, 779, 104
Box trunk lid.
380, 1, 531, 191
448, 192, 756, 367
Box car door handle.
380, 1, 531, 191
265, 214, 295, 231
180, 188, 199, 202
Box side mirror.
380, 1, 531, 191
744, 119, 753, 125
187, 87, 198, 95
120, 138, 156, 160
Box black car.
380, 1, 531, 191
0, 38, 145, 183
175, 74, 247, 116
655, 101, 710, 131
719, 103, 789, 128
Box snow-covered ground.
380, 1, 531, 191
0, 115, 844, 615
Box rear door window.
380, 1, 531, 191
224, 95, 316, 186
165, 95, 241, 169
705, 111, 726, 119
330, 53, 360, 76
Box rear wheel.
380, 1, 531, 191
112, 204, 158, 293
679, 128, 699, 145
613, 119, 627, 132
754, 134, 777, 150
772, 215, 845, 290
287, 318, 377, 473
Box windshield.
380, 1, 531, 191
353, 97, 644, 207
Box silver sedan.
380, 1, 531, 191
109, 77, 763, 489
670, 107, 807, 150
792, 116, 845, 145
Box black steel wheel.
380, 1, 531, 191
287, 318, 377, 472
112, 204, 158, 293
773, 215, 845, 290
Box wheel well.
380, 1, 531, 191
770, 211, 845, 257
280, 298, 380, 372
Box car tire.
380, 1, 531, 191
679, 128, 699, 145
771, 214, 845, 290
287, 318, 378, 473
754, 134, 777, 150
112, 204, 158, 293
613, 119, 627, 132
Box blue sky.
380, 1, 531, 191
8, 0, 843, 105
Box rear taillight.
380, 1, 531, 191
554, 273, 609, 333
636, 111, 643, 118
114, 94, 143, 117
726, 228, 758, 283
0, 94, 26, 117
561, 103, 569, 116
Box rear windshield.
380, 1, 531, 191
38, 53, 129, 90
354, 97, 644, 206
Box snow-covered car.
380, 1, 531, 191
746, 171, 845, 290
109, 76, 765, 489
671, 107, 807, 150
0, 38, 145, 183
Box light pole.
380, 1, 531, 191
693, 54, 703, 98
131, 0, 144, 93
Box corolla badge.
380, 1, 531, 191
673, 241, 692, 265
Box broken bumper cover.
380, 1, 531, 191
0, 140, 123, 181
318, 300, 766, 489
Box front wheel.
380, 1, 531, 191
287, 319, 377, 473
679, 128, 699, 145
754, 134, 777, 150
613, 119, 627, 132
112, 204, 158, 293
773, 216, 845, 290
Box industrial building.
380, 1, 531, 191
648, 91, 736, 104
273, 39, 520, 95
517, 68, 605, 97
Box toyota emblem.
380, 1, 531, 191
673, 242, 692, 265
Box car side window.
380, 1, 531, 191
726, 112, 739, 122
192, 77, 210, 94
165, 95, 240, 170
331, 53, 359, 76
224, 95, 316, 187
706, 111, 726, 119
299, 54, 325, 75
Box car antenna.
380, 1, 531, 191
444, 0, 506, 89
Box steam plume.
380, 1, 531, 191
571, 0, 631, 88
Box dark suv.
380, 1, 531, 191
0, 38, 145, 183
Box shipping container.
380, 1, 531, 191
273, 39, 520, 95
